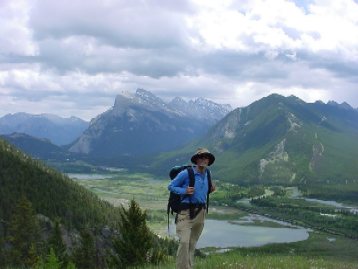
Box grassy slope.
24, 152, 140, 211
139, 232, 358, 269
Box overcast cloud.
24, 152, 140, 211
0, 0, 357, 120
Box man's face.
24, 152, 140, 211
196, 155, 209, 167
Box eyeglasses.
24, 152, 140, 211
197, 155, 210, 160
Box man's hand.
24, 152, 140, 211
210, 182, 216, 193
186, 187, 195, 195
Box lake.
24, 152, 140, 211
168, 215, 309, 249
66, 173, 117, 180
197, 219, 309, 248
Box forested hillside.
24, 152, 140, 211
0, 138, 170, 268
0, 138, 120, 229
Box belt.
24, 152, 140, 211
180, 203, 206, 210
175, 204, 206, 222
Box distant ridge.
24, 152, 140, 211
152, 94, 358, 184
0, 113, 88, 145
0, 132, 69, 161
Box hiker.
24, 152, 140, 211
168, 148, 216, 269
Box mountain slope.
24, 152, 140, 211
0, 138, 120, 230
152, 94, 358, 184
1, 132, 70, 161
0, 113, 88, 145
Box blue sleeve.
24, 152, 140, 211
168, 170, 188, 195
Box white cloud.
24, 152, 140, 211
1, 0, 358, 120
0, 0, 38, 56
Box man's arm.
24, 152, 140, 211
168, 170, 189, 195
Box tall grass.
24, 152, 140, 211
137, 254, 358, 269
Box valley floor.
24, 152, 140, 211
67, 171, 358, 269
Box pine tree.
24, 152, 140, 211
111, 199, 152, 268
66, 261, 77, 269
0, 234, 5, 268
7, 195, 40, 267
33, 249, 70, 269
27, 243, 41, 267
49, 219, 67, 264
45, 248, 62, 269
73, 229, 96, 269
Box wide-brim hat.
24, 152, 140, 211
191, 147, 215, 166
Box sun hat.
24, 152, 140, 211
191, 147, 215, 166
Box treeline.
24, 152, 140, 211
0, 139, 175, 268
250, 196, 358, 239
212, 182, 265, 205
299, 183, 358, 203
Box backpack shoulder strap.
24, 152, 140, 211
206, 169, 212, 213
187, 166, 195, 187
206, 169, 212, 194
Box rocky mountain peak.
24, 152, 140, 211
134, 88, 170, 110
69, 89, 233, 157
113, 93, 133, 114
170, 96, 187, 105
193, 97, 232, 113
169, 96, 232, 123
113, 89, 173, 114
327, 101, 353, 110
113, 89, 233, 122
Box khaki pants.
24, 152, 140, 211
175, 208, 205, 269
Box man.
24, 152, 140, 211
168, 148, 216, 269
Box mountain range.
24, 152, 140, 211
1, 91, 357, 185
0, 113, 88, 145
67, 89, 232, 164
151, 94, 358, 184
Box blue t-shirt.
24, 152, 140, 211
168, 167, 209, 204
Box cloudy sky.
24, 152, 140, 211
1, 0, 358, 120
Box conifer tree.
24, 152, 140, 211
49, 219, 67, 264
34, 249, 76, 269
33, 248, 61, 269
7, 195, 40, 267
73, 229, 96, 269
27, 243, 41, 267
45, 248, 62, 269
111, 199, 152, 268
66, 261, 77, 269
0, 235, 5, 268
